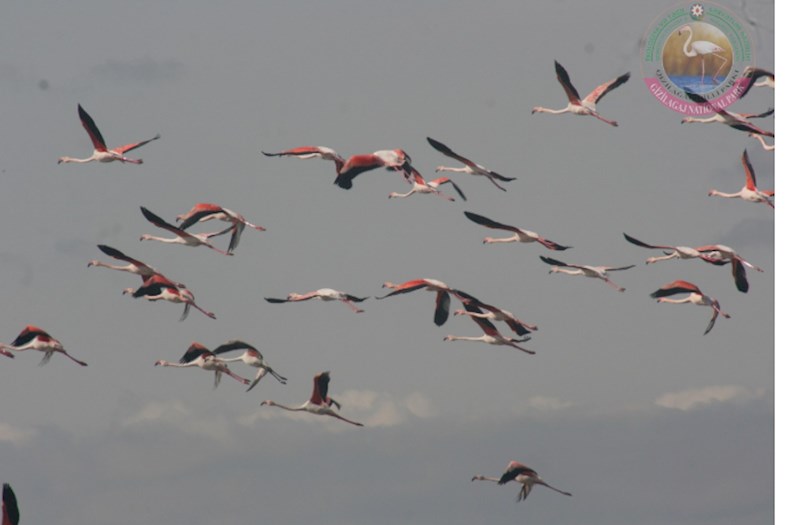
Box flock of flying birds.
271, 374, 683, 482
1, 59, 773, 512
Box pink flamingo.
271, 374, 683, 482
650, 280, 730, 335
155, 342, 250, 388
123, 274, 216, 321
139, 206, 234, 255
58, 104, 159, 165
2, 483, 20, 525
540, 256, 634, 292
444, 307, 535, 355
708, 150, 773, 208
426, 137, 515, 191
266, 288, 368, 313
211, 340, 287, 392
176, 203, 266, 254
334, 149, 412, 190
388, 167, 466, 202
378, 278, 455, 326
472, 461, 572, 502
262, 146, 345, 171
451, 289, 538, 336
464, 211, 570, 250
88, 244, 161, 278
0, 325, 87, 366
532, 61, 630, 126
677, 24, 728, 84
682, 90, 774, 136
261, 371, 364, 427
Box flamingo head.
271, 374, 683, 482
260, 400, 275, 406
708, 189, 718, 197
381, 281, 397, 289
154, 360, 167, 366
87, 260, 99, 268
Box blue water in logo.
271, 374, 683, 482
668, 75, 725, 95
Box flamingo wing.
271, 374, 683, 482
703, 307, 720, 335
583, 72, 631, 106
741, 149, 758, 190
112, 134, 160, 154
554, 61, 582, 104
77, 104, 107, 151
310, 371, 332, 405
97, 244, 148, 267
434, 289, 451, 326
499, 461, 535, 484
376, 281, 428, 299
731, 258, 749, 293
606, 264, 636, 272
178, 203, 225, 230
10, 325, 48, 347
650, 280, 702, 298
432, 177, 467, 201
265, 297, 290, 303
212, 339, 256, 356
622, 233, 673, 250
334, 154, 384, 189
140, 206, 183, 235
739, 67, 774, 99
2, 483, 20, 525
464, 211, 524, 235
539, 255, 581, 269
426, 137, 478, 168
180, 343, 210, 364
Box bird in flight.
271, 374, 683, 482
540, 256, 634, 292
472, 461, 572, 502
650, 280, 730, 335
58, 104, 160, 164
266, 288, 369, 313
261, 371, 364, 427
426, 137, 515, 191
0, 325, 87, 366
464, 211, 570, 250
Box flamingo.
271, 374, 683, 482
464, 211, 570, 250
2, 483, 19, 525
58, 104, 159, 165
451, 289, 538, 336
155, 342, 250, 387
88, 244, 162, 278
540, 256, 634, 292
531, 60, 630, 126
444, 304, 535, 355
708, 150, 774, 208
175, 203, 266, 255
388, 166, 466, 202
676, 24, 728, 84
0, 325, 87, 366
739, 66, 774, 99
334, 149, 412, 190
377, 278, 454, 326
694, 244, 764, 293
682, 90, 774, 136
471, 461, 572, 502
622, 233, 728, 265
749, 132, 774, 152
211, 340, 287, 392
139, 206, 234, 255
650, 280, 730, 335
262, 146, 345, 172
261, 371, 364, 427
266, 288, 369, 313
123, 274, 216, 320
426, 137, 515, 191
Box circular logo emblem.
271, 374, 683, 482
641, 2, 753, 114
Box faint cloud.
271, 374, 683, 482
655, 385, 766, 411
121, 400, 232, 441
91, 57, 182, 84
0, 422, 37, 444
525, 395, 574, 412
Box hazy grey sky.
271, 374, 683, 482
0, 1, 778, 524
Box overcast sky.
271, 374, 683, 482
0, 1, 780, 524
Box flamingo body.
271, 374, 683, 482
0, 325, 87, 366
472, 461, 572, 502
540, 256, 634, 292
650, 280, 730, 335
266, 288, 368, 313
465, 211, 570, 250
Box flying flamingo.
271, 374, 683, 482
451, 289, 538, 336
261, 371, 364, 427
540, 256, 634, 292
123, 274, 216, 321
682, 90, 774, 136
211, 340, 287, 392
334, 149, 412, 190
377, 278, 455, 326
155, 342, 250, 388
531, 60, 630, 126
266, 288, 369, 313
749, 133, 774, 152
262, 146, 345, 172
175, 203, 266, 254
2, 483, 19, 525
88, 244, 163, 278
739, 66, 774, 99
444, 304, 535, 355
472, 461, 572, 502
58, 104, 159, 165
0, 325, 87, 366
464, 211, 570, 250
650, 280, 730, 335
388, 166, 466, 202
426, 137, 515, 191
694, 244, 764, 293
708, 150, 774, 208
139, 206, 234, 255
623, 233, 728, 265
676, 24, 728, 84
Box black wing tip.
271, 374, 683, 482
265, 297, 287, 303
